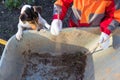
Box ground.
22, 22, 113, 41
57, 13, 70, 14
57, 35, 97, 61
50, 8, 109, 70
0, 1, 56, 54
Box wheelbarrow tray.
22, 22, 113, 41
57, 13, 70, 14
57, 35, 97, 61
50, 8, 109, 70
0, 27, 120, 80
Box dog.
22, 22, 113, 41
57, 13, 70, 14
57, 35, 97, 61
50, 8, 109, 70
15, 5, 50, 40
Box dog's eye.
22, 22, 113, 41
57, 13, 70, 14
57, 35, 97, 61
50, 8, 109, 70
20, 14, 26, 21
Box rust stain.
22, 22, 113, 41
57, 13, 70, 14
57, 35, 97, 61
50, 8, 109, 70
102, 78, 105, 80
113, 73, 120, 80
112, 56, 116, 60
105, 68, 111, 74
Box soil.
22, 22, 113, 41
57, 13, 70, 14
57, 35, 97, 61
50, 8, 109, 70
21, 52, 87, 80
0, 2, 19, 54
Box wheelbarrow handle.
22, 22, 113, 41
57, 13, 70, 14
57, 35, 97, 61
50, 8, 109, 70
85, 34, 112, 55
0, 39, 7, 45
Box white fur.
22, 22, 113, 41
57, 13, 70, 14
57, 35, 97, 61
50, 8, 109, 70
38, 14, 50, 29
16, 23, 23, 40
15, 5, 50, 40
21, 5, 31, 14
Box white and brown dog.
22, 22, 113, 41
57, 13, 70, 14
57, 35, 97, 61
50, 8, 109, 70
16, 5, 50, 40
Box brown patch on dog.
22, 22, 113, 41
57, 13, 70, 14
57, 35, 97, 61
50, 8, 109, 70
28, 18, 43, 30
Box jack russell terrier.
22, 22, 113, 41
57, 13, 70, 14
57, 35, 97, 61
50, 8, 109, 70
16, 5, 50, 40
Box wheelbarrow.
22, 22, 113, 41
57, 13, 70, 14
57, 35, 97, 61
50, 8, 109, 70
0, 27, 120, 80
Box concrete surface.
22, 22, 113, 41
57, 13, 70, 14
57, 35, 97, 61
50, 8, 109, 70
0, 27, 120, 80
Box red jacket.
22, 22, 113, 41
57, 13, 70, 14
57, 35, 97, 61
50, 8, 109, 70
53, 0, 120, 35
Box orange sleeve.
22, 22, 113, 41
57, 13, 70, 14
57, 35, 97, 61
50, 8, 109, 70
53, 0, 73, 20
114, 9, 120, 23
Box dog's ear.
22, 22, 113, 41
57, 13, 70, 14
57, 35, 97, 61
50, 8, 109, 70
33, 6, 42, 14
19, 14, 27, 21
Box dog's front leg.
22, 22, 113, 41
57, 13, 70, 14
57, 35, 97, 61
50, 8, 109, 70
38, 14, 50, 30
16, 23, 23, 40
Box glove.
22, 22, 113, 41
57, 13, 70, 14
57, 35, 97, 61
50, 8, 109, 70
50, 19, 62, 35
99, 32, 110, 49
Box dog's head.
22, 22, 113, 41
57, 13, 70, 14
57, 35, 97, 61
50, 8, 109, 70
19, 5, 42, 29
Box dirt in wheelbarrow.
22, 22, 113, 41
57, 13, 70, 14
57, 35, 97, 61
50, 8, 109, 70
21, 52, 87, 80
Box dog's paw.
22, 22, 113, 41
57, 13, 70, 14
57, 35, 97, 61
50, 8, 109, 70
45, 23, 51, 30
15, 32, 22, 40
